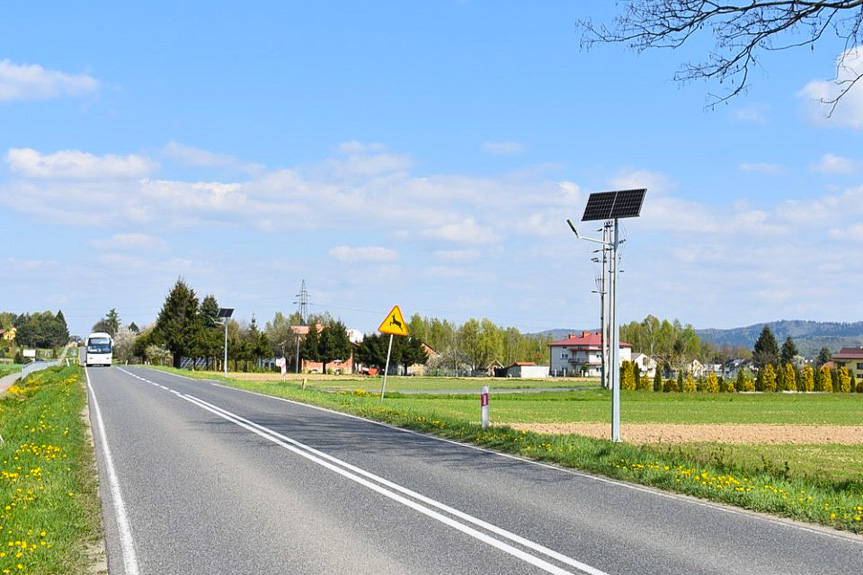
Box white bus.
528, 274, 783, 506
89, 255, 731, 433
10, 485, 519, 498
85, 332, 113, 367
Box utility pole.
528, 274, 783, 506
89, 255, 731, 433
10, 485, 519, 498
293, 280, 309, 373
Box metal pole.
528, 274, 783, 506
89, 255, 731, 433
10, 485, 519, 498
380, 334, 394, 400
610, 219, 621, 442
223, 319, 229, 378
601, 223, 609, 389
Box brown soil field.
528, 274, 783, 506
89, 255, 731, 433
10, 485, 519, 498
506, 423, 863, 445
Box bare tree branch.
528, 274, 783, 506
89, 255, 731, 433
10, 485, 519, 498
578, 1, 863, 109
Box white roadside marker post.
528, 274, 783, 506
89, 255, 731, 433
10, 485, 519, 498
481, 385, 490, 429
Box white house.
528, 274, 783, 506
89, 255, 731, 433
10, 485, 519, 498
631, 353, 657, 378
505, 362, 549, 379
548, 331, 632, 377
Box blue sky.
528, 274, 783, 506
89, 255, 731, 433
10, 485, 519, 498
2, 1, 863, 339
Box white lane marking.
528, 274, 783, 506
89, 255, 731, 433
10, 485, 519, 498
86, 368, 141, 575
186, 394, 609, 575
179, 393, 607, 575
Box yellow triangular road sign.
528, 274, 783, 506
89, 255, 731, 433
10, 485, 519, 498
378, 305, 409, 336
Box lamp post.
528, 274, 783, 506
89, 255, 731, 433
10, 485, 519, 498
568, 188, 646, 443
218, 307, 234, 377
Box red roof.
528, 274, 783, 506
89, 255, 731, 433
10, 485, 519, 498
549, 331, 631, 349
834, 347, 863, 360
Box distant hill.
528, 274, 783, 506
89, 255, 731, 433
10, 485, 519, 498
539, 321, 863, 359
697, 320, 863, 358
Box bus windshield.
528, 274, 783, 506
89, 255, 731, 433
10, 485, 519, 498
87, 337, 112, 353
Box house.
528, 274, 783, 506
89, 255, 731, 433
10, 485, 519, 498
505, 362, 549, 379
290, 324, 362, 374
631, 353, 657, 378
548, 331, 632, 378
406, 343, 439, 376
832, 347, 863, 380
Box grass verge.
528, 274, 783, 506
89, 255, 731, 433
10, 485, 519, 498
0, 365, 102, 575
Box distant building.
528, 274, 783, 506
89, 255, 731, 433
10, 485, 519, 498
548, 331, 632, 377
832, 347, 863, 380
505, 362, 549, 379
631, 353, 657, 378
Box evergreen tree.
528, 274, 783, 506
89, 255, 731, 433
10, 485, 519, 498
784, 364, 796, 392
301, 325, 320, 366
816, 346, 833, 368
839, 367, 852, 393
684, 372, 696, 393
356, 333, 389, 370
802, 364, 815, 392
735, 369, 746, 392
105, 308, 121, 337
152, 278, 203, 368
779, 336, 798, 367
755, 367, 765, 392
706, 372, 719, 393
819, 365, 833, 392
653, 369, 662, 392
318, 321, 352, 374
752, 325, 779, 369
763, 364, 776, 392
677, 371, 684, 393
621, 361, 636, 390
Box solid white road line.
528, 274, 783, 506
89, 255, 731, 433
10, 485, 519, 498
86, 368, 141, 575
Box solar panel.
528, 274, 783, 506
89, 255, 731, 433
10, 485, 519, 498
581, 188, 646, 221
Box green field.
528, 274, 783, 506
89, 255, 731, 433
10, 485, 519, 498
383, 389, 863, 425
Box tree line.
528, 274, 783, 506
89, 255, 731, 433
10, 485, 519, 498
0, 310, 70, 362
101, 279, 554, 374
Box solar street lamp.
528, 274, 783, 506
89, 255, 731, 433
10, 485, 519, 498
569, 189, 646, 443
218, 307, 234, 377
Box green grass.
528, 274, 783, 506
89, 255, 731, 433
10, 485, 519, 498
382, 389, 863, 425
0, 365, 102, 574
0, 365, 22, 379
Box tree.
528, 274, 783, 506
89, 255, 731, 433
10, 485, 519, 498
317, 321, 352, 374
816, 346, 833, 368
735, 369, 747, 392
105, 309, 120, 337
705, 372, 719, 393
780, 337, 799, 367
839, 366, 852, 393
753, 325, 779, 369
819, 364, 833, 392
578, 1, 863, 108
684, 372, 696, 393
784, 364, 797, 392
802, 364, 815, 392
113, 325, 138, 364
621, 361, 636, 391
653, 368, 662, 392
356, 333, 389, 370
152, 279, 203, 368
763, 364, 777, 392
301, 325, 320, 367
397, 336, 429, 375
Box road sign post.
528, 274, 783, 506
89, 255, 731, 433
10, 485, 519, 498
378, 305, 408, 400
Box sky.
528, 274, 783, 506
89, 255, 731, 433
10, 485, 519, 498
2, 1, 863, 339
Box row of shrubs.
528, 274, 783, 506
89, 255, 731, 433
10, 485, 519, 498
621, 361, 863, 393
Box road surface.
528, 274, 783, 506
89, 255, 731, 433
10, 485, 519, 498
87, 366, 863, 574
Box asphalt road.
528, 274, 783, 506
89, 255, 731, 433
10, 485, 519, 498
87, 366, 863, 575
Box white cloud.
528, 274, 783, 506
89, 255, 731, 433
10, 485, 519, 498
739, 163, 785, 176
811, 153, 858, 174
423, 218, 497, 244
731, 104, 769, 124
481, 141, 524, 155
0, 59, 98, 102
5, 148, 155, 179
433, 249, 480, 263
611, 170, 674, 197
162, 142, 238, 168
799, 46, 863, 129
329, 245, 398, 262
89, 233, 170, 252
